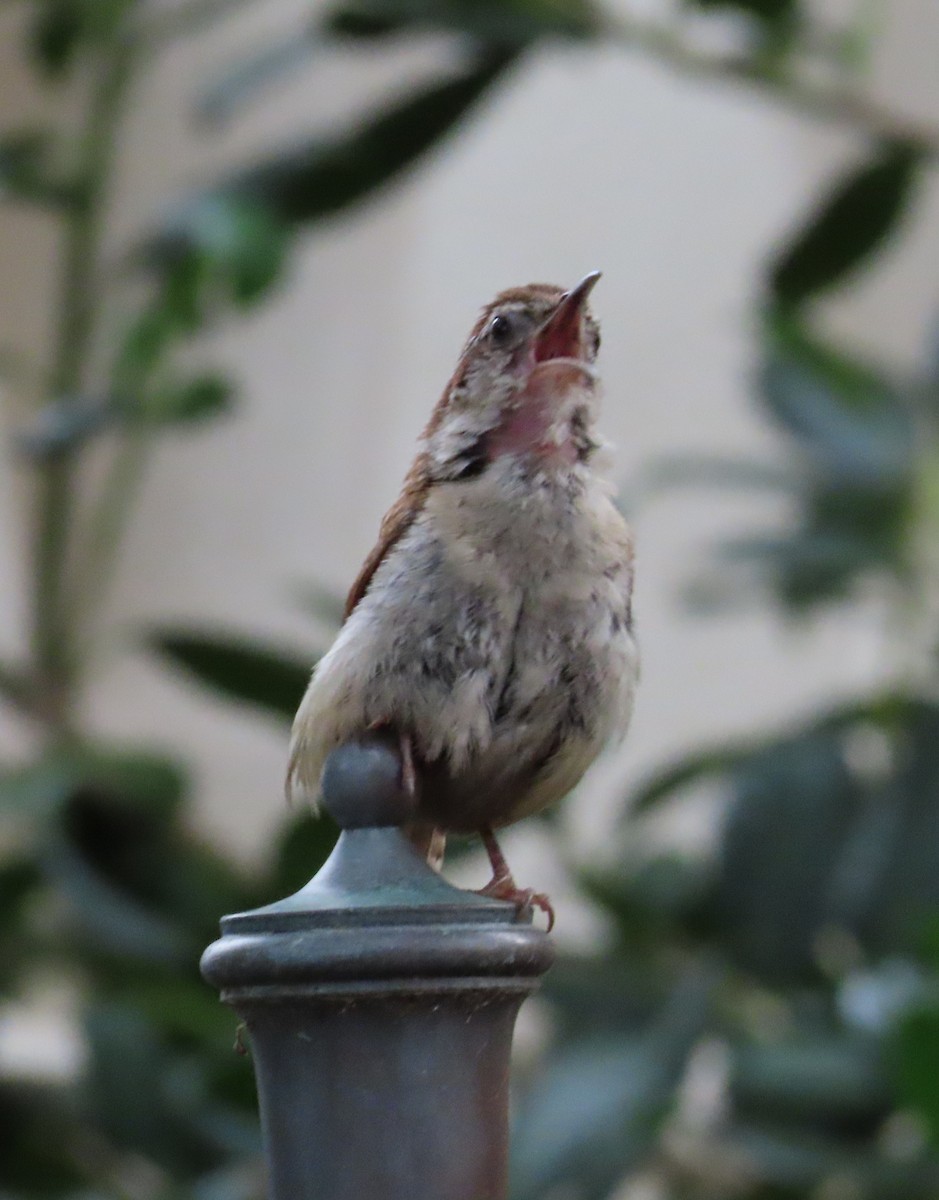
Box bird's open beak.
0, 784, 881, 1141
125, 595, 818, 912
533, 271, 601, 363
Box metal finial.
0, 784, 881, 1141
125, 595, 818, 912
320, 733, 416, 829
200, 734, 555, 1200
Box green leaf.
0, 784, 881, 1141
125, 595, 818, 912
770, 142, 921, 305
149, 51, 517, 271
30, 0, 134, 75
862, 704, 939, 953
0, 744, 187, 822
0, 659, 36, 713
139, 374, 234, 425
716, 1119, 939, 1194
511, 973, 712, 1200
580, 855, 716, 950
627, 692, 908, 816
323, 0, 600, 44
627, 699, 939, 971
85, 1001, 169, 1149
512, 1037, 665, 1199
156, 837, 257, 940
161, 1053, 262, 1160
731, 1035, 890, 1134
626, 741, 757, 815
918, 915, 939, 973
83, 1000, 210, 1172
894, 1003, 939, 1146
147, 196, 289, 318
136, 197, 289, 333
30, 0, 83, 74
270, 810, 341, 896
116, 977, 235, 1050
42, 830, 194, 965
712, 315, 919, 610
692, 0, 794, 15
0, 755, 76, 819
0, 130, 72, 206
687, 0, 799, 52
539, 955, 661, 1037
142, 56, 518, 322
759, 315, 914, 486
44, 757, 253, 944
717, 729, 863, 983
179, 197, 288, 304
149, 628, 312, 720
35, 751, 203, 962
0, 856, 43, 994
71, 744, 188, 814
714, 529, 887, 609
0, 857, 41, 929
239, 53, 516, 224
702, 488, 912, 611
0, 1079, 87, 1192
112, 305, 180, 389
926, 317, 939, 389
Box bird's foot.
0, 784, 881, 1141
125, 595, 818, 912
477, 826, 554, 930
477, 875, 555, 931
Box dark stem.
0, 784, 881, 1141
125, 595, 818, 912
71, 428, 149, 662
31, 45, 134, 732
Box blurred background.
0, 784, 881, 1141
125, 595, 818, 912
1, 0, 939, 1197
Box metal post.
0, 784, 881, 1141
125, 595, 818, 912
201, 735, 554, 1200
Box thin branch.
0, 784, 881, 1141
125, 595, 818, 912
70, 429, 150, 663
605, 13, 939, 159
31, 47, 135, 730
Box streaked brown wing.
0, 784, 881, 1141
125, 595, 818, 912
343, 451, 430, 619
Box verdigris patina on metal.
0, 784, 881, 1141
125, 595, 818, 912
201, 733, 555, 1200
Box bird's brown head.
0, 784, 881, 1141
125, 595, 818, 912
424, 273, 603, 482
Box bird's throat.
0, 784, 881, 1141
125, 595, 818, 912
488, 361, 593, 466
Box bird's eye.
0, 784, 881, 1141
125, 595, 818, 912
488, 313, 514, 345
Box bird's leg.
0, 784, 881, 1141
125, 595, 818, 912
426, 827, 446, 871
406, 821, 447, 870
399, 729, 417, 798
395, 731, 446, 868
371, 724, 444, 868
365, 721, 418, 799
477, 827, 555, 931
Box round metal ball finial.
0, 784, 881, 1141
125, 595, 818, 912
320, 733, 415, 828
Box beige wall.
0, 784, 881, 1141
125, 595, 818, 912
1, 0, 937, 888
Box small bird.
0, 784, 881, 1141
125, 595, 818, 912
288, 273, 638, 926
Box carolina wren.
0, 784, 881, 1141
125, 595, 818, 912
288, 273, 638, 926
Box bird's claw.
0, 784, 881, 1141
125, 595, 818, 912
477, 878, 555, 932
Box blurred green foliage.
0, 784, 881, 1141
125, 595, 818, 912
1, 0, 938, 1197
